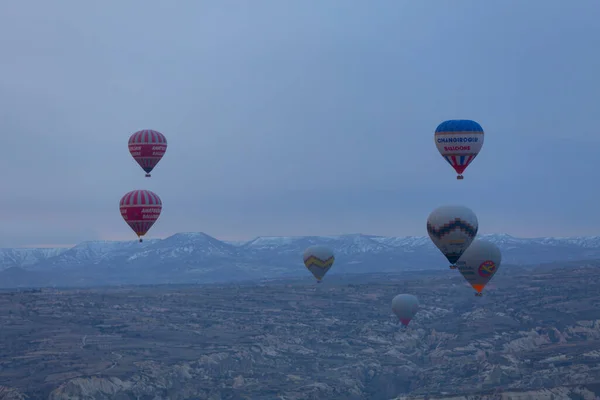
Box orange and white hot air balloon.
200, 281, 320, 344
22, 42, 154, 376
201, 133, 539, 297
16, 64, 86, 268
456, 240, 501, 297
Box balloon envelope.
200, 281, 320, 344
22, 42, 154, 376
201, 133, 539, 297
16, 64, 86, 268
427, 205, 478, 265
434, 120, 484, 178
128, 130, 167, 177
303, 246, 335, 282
119, 190, 162, 241
456, 240, 501, 294
392, 294, 419, 326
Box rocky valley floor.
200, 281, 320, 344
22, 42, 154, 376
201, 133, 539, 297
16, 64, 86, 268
1, 264, 600, 399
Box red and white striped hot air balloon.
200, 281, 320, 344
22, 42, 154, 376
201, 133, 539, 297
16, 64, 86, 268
128, 130, 167, 177
119, 190, 162, 242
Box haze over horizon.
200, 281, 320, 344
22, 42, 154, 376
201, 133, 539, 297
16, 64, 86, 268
1, 0, 599, 247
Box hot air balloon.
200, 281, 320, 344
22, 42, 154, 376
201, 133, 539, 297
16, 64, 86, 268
119, 190, 162, 242
303, 246, 335, 283
434, 119, 484, 179
391, 294, 419, 327
128, 129, 168, 177
456, 240, 501, 296
427, 205, 478, 269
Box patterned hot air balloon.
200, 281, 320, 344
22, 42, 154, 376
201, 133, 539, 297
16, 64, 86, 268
391, 294, 420, 327
434, 119, 484, 179
303, 245, 335, 283
119, 190, 162, 242
456, 240, 501, 297
128, 130, 168, 177
427, 205, 478, 269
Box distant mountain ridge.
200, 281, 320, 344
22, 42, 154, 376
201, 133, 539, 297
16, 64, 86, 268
1, 232, 600, 288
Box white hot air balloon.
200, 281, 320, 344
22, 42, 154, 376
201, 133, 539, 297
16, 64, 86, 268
427, 205, 478, 269
456, 240, 501, 297
434, 119, 484, 180
303, 245, 335, 283
392, 294, 420, 327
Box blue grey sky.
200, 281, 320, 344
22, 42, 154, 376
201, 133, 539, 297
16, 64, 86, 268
0, 0, 599, 247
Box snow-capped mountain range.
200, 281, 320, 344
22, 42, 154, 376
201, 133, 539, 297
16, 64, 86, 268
1, 232, 600, 288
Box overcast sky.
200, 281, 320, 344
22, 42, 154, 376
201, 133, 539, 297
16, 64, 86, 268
0, 0, 599, 247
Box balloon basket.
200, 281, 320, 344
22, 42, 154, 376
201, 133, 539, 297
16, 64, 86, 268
449, 265, 457, 269
475, 292, 483, 297
457, 175, 464, 180
139, 238, 143, 243
145, 173, 151, 177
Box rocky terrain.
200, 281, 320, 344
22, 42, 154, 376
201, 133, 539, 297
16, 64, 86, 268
0, 263, 599, 399
4, 232, 600, 287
